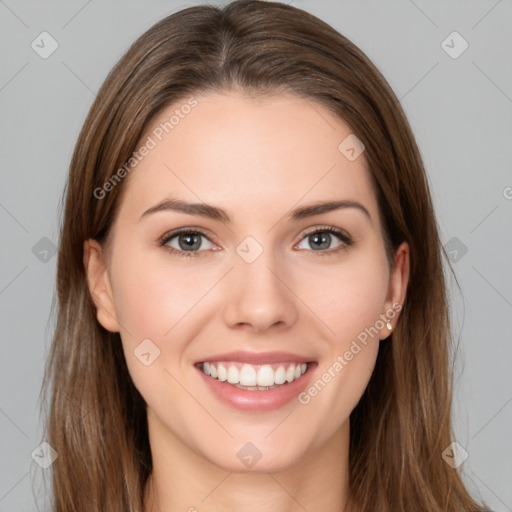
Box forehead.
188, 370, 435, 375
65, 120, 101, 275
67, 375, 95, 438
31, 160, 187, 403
115, 90, 379, 226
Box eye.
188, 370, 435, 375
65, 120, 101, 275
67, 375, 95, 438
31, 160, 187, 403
295, 226, 353, 255
158, 225, 353, 258
159, 228, 216, 258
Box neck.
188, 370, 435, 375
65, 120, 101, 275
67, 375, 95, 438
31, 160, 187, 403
143, 408, 353, 512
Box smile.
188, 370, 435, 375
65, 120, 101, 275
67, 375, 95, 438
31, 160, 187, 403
198, 361, 310, 390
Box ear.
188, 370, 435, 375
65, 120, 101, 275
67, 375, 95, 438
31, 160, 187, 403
379, 241, 410, 340
83, 239, 120, 332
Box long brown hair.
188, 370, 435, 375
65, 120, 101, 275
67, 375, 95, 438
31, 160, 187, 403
40, 1, 489, 510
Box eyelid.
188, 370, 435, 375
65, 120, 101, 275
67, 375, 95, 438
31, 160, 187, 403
295, 224, 352, 245
158, 226, 217, 246
158, 224, 353, 256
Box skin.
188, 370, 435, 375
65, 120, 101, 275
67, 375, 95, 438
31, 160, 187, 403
84, 90, 409, 512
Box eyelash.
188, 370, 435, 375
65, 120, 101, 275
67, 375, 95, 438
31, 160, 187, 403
158, 225, 353, 258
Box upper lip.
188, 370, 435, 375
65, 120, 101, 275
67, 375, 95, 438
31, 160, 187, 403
194, 351, 315, 365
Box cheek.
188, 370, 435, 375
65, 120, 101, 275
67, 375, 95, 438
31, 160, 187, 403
110, 237, 388, 355
109, 246, 211, 342
293, 252, 386, 412
109, 248, 206, 409
296, 250, 389, 344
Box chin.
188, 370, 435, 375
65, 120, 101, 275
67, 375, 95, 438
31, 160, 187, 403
213, 455, 299, 474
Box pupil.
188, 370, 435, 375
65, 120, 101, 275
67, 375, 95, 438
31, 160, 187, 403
179, 233, 200, 251
311, 232, 330, 250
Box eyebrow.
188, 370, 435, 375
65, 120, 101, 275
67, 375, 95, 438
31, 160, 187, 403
139, 198, 371, 223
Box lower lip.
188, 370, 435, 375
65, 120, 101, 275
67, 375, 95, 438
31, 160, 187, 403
195, 363, 317, 412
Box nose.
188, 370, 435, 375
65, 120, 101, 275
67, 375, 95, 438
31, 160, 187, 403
222, 250, 299, 334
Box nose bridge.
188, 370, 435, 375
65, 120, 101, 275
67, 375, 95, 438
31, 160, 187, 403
222, 236, 298, 332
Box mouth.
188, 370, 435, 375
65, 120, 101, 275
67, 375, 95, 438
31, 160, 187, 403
192, 350, 318, 411
194, 360, 315, 391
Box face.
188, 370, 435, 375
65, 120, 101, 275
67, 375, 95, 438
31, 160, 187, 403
85, 90, 409, 473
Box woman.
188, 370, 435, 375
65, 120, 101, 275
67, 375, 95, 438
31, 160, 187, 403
41, 1, 492, 510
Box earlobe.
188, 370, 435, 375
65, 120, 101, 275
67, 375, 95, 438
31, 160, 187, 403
83, 239, 120, 332
380, 241, 410, 340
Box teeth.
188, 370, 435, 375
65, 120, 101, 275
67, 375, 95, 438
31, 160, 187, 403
227, 366, 239, 384
274, 366, 286, 385
257, 365, 274, 387
233, 383, 281, 391
217, 364, 227, 381
240, 365, 257, 386
200, 361, 309, 387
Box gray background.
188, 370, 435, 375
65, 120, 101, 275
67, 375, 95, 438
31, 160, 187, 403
1, 0, 511, 510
